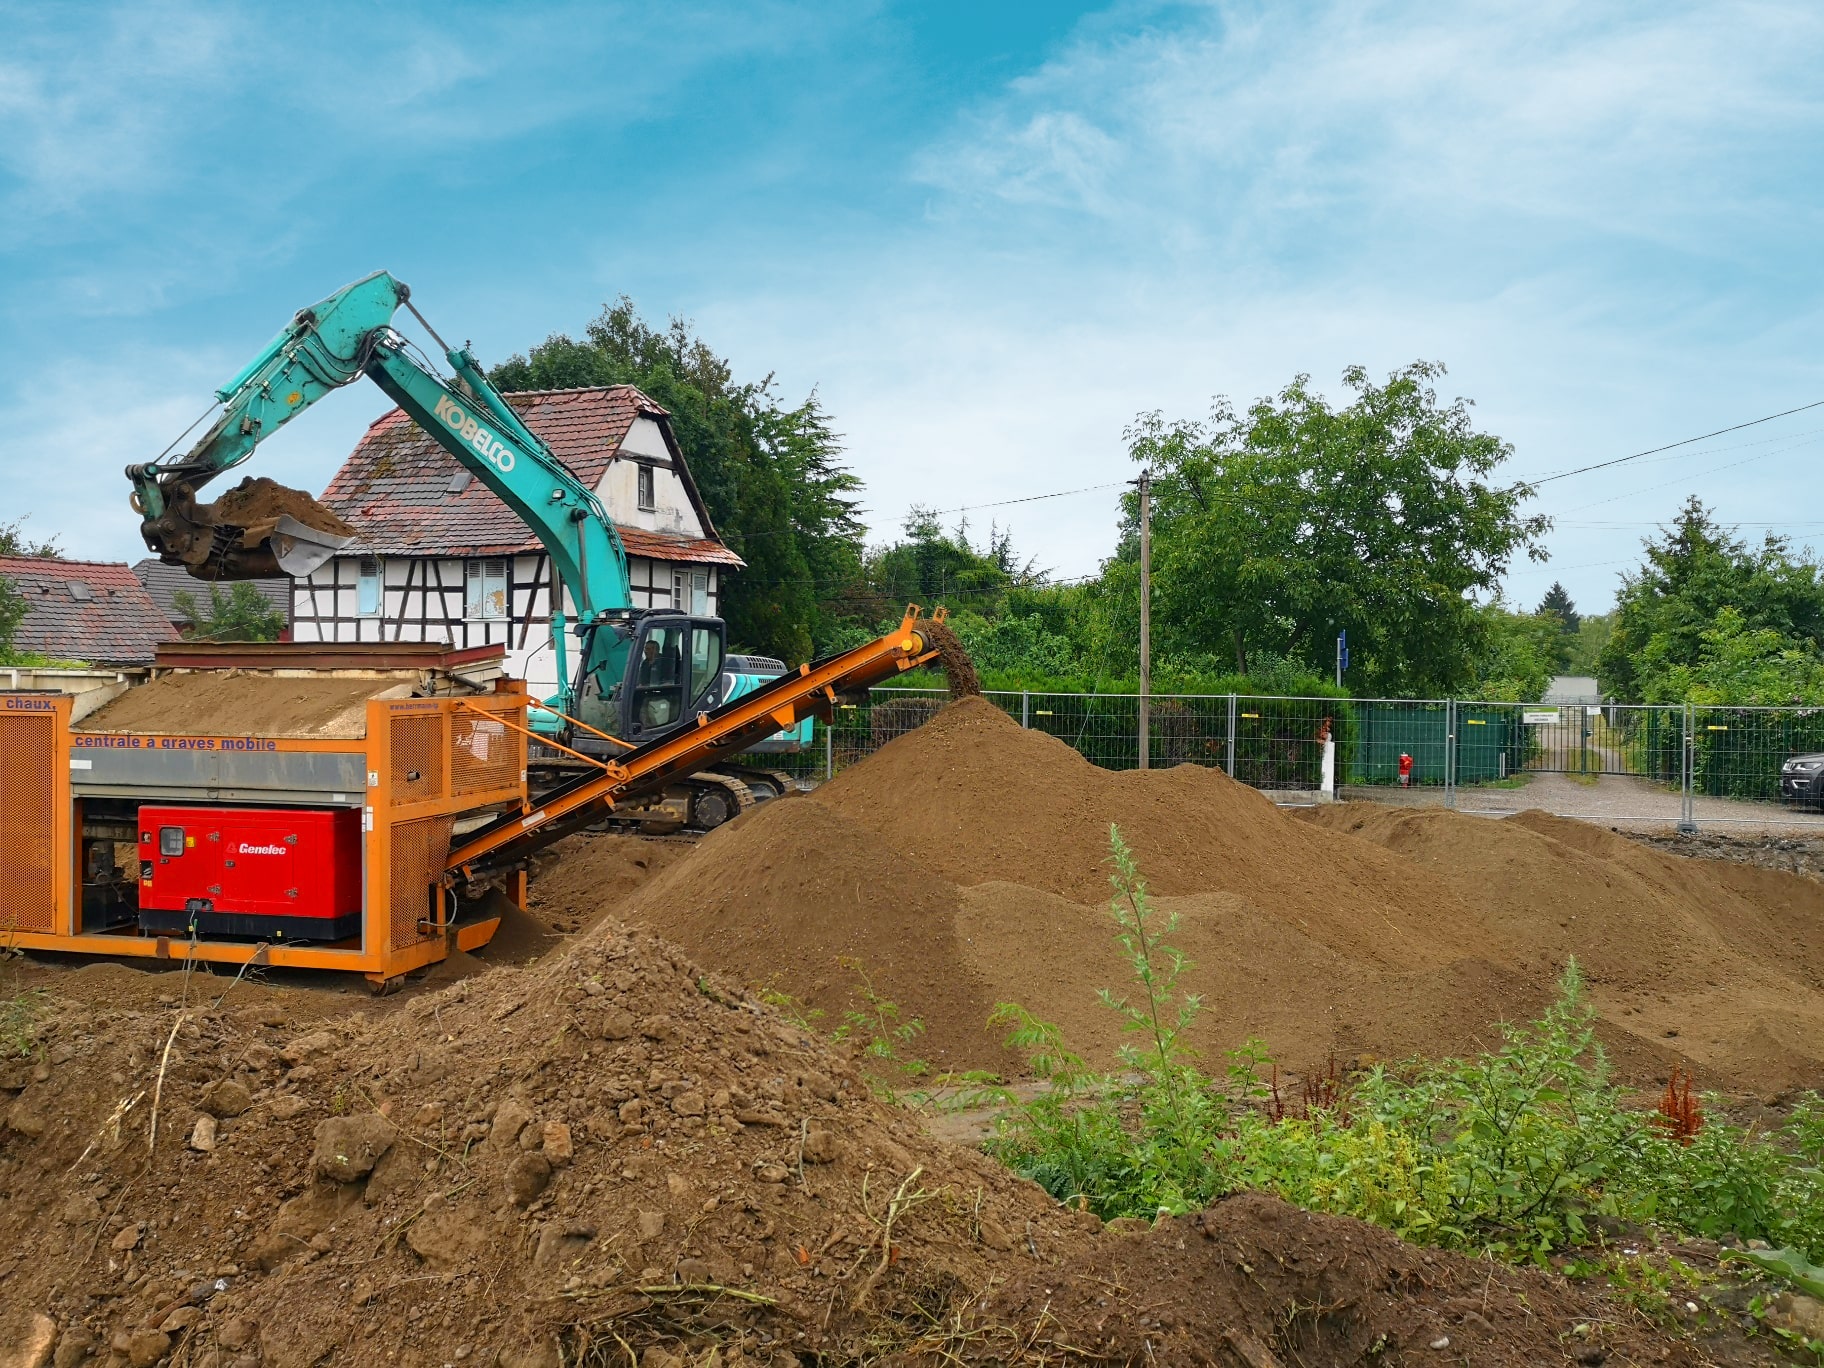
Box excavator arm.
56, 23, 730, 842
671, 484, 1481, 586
127, 270, 633, 706
128, 270, 631, 603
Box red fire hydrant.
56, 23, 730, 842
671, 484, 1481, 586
1398, 752, 1414, 787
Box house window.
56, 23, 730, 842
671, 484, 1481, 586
637, 463, 656, 512
356, 558, 382, 617
465, 559, 508, 620
673, 568, 709, 616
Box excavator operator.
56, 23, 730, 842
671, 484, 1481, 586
638, 634, 684, 727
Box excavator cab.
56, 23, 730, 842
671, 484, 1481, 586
572, 612, 727, 751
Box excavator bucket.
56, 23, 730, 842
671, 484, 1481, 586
139, 476, 357, 580
269, 514, 356, 577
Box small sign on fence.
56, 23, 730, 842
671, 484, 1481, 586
1523, 710, 1560, 724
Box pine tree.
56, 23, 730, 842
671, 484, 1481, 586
1538, 581, 1581, 632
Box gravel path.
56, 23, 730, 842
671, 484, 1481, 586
1309, 770, 1824, 834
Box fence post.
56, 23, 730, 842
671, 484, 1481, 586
1678, 701, 1696, 834
1226, 693, 1238, 778
824, 713, 834, 782
1021, 691, 1030, 728
1445, 698, 1457, 809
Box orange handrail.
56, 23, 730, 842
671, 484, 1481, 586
528, 700, 639, 750
455, 700, 614, 777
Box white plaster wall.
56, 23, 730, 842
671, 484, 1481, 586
595, 417, 704, 537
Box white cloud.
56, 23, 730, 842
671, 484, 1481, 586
917, 3, 1824, 260
0, 4, 229, 225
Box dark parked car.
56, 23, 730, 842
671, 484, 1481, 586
1780, 753, 1824, 805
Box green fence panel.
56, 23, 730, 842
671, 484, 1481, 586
1347, 703, 1448, 786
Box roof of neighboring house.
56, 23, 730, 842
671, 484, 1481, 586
132, 558, 291, 629
617, 526, 744, 568
0, 557, 178, 665
1543, 674, 1601, 704
319, 385, 741, 567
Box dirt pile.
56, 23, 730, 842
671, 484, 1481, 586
529, 835, 693, 936
622, 801, 1008, 1068
206, 476, 357, 539
1305, 805, 1824, 1094
989, 1191, 1743, 1367
0, 924, 1762, 1367
619, 698, 1824, 1092
0, 916, 1095, 1364
76, 673, 413, 738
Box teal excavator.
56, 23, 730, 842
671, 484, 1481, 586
127, 270, 807, 828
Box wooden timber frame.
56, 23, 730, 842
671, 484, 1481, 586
0, 683, 528, 986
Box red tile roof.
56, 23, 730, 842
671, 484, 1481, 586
618, 527, 744, 568
319, 385, 740, 568
0, 557, 178, 665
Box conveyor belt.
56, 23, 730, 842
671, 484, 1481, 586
443, 606, 945, 879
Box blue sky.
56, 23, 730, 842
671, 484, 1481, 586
4, 1, 1823, 616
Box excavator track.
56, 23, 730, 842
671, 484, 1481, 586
528, 758, 767, 836
686, 772, 755, 829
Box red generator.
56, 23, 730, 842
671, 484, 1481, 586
137, 805, 363, 943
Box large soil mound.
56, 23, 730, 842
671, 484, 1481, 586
1305, 805, 1824, 1093
622, 800, 1010, 1068
619, 698, 1824, 1092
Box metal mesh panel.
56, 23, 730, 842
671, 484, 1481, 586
0, 714, 55, 933
451, 708, 522, 797
388, 815, 453, 950
389, 714, 446, 807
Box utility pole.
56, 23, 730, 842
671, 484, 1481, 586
1137, 469, 1151, 771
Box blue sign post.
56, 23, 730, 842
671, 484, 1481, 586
1336, 630, 1349, 687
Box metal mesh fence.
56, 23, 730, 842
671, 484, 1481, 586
760, 689, 1824, 830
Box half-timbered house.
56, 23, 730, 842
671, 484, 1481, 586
291, 385, 742, 696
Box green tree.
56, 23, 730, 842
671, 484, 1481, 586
1470, 605, 1563, 702
1125, 362, 1550, 696
1653, 606, 1824, 705
1536, 581, 1580, 632
863, 511, 1042, 618
0, 515, 62, 559
491, 299, 865, 661
1597, 498, 1824, 702
1563, 612, 1612, 676
0, 575, 24, 663
171, 583, 285, 642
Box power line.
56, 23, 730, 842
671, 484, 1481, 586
1525, 398, 1824, 488
917, 482, 1129, 518
1552, 431, 1824, 516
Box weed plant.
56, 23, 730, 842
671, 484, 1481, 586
986, 825, 1824, 1267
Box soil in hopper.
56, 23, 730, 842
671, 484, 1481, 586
74, 672, 411, 739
